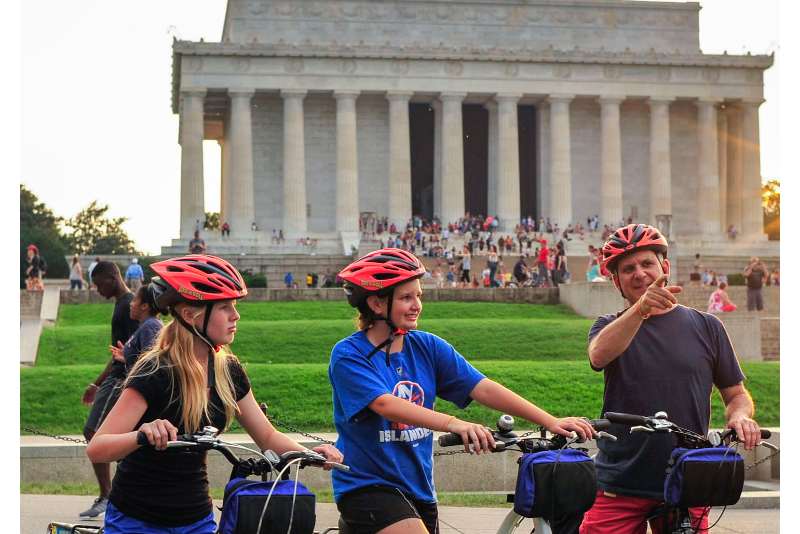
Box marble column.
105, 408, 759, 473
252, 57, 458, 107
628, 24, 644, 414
281, 90, 308, 236
548, 94, 574, 228
697, 98, 722, 236
496, 94, 521, 230
726, 104, 743, 233
484, 101, 498, 218
228, 90, 255, 237
740, 99, 764, 238
599, 96, 624, 226
717, 106, 728, 230
432, 100, 443, 221
440, 92, 466, 225
648, 98, 674, 231
334, 91, 360, 233
179, 89, 206, 240
387, 91, 413, 228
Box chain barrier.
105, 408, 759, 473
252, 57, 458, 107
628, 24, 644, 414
22, 426, 88, 445
21, 423, 780, 472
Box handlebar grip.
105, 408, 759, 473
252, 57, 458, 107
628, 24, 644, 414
761, 429, 771, 439
136, 430, 150, 446
438, 433, 464, 447
589, 418, 612, 431
604, 412, 648, 426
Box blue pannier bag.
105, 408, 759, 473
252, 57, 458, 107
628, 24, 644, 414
513, 449, 597, 519
218, 477, 316, 534
664, 447, 744, 508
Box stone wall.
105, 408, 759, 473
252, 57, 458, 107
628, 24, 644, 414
20, 290, 43, 319
222, 0, 702, 54
252, 93, 284, 233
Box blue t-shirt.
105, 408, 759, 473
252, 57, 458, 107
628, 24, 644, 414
125, 264, 144, 280
123, 316, 163, 373
328, 329, 485, 503
589, 305, 746, 498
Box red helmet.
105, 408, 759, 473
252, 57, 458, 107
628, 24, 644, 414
600, 224, 668, 274
149, 254, 247, 312
339, 248, 425, 307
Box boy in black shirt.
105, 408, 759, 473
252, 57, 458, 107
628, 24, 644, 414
80, 261, 139, 518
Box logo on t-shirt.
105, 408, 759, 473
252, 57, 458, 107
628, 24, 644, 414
377, 380, 432, 444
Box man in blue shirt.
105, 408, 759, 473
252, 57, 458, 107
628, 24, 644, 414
124, 258, 144, 291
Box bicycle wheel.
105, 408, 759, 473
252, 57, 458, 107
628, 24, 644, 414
496, 510, 551, 534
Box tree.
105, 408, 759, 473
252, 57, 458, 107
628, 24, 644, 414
65, 201, 140, 255
762, 179, 779, 240
20, 184, 70, 285
204, 211, 220, 231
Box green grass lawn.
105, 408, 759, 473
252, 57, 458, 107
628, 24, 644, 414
22, 301, 780, 435
21, 361, 779, 434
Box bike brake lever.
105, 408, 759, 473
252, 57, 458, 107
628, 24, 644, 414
760, 441, 779, 452
630, 425, 655, 433
596, 431, 618, 442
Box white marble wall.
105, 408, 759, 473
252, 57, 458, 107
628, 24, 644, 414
303, 94, 337, 232
570, 99, 602, 223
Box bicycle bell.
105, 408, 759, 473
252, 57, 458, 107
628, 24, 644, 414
497, 414, 515, 433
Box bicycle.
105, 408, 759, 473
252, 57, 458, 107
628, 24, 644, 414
437, 414, 617, 534
603, 410, 778, 534
47, 425, 349, 534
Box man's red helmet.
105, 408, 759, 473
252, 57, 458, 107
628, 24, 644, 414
339, 248, 425, 307
600, 224, 668, 274
149, 254, 247, 312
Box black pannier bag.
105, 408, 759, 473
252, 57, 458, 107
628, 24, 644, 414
513, 449, 597, 519
217, 478, 316, 534
663, 447, 744, 508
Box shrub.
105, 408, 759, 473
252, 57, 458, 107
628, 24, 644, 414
726, 273, 745, 286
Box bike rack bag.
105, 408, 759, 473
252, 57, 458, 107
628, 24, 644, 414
513, 449, 597, 519
218, 477, 316, 534
664, 447, 744, 508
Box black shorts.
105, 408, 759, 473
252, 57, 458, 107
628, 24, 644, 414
84, 377, 123, 436
337, 485, 439, 534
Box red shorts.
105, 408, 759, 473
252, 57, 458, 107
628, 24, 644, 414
579, 490, 710, 534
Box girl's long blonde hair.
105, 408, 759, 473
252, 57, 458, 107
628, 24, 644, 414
125, 305, 241, 432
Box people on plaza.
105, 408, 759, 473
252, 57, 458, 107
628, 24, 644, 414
80, 262, 140, 518
69, 255, 84, 290
25, 244, 46, 291
459, 246, 471, 288
744, 256, 768, 311
578, 223, 762, 534
220, 221, 230, 237
188, 230, 206, 254
690, 253, 703, 286
536, 239, 549, 287
486, 245, 500, 287
86, 254, 342, 533
329, 248, 595, 534
513, 255, 529, 285
124, 258, 144, 292
707, 281, 737, 314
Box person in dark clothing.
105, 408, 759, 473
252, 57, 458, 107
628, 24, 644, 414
110, 285, 164, 374
743, 256, 767, 311
81, 262, 140, 518
86, 255, 342, 533
578, 224, 762, 534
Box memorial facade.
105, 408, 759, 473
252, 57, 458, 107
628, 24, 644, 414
168, 0, 772, 253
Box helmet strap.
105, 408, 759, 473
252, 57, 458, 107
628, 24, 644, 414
171, 302, 222, 353
365, 289, 406, 367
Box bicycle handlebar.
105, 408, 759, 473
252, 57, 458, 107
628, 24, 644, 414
437, 417, 614, 451
603, 411, 772, 446
135, 429, 350, 472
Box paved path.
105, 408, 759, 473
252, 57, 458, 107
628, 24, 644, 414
22, 494, 779, 534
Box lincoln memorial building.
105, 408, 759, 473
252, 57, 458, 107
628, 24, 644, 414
166, 0, 773, 254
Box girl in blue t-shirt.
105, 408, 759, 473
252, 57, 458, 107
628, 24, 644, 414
330, 248, 595, 534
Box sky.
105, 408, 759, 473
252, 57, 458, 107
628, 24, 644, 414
20, 0, 783, 255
